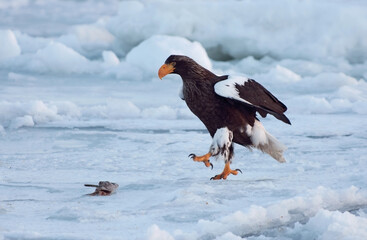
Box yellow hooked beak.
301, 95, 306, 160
158, 63, 175, 79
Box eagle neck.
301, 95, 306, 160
180, 65, 219, 112
180, 64, 217, 85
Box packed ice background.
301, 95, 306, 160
1, 0, 367, 239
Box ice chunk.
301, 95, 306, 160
194, 186, 367, 238
301, 72, 359, 94
214, 232, 242, 240
102, 61, 143, 81
82, 100, 141, 120
269, 65, 302, 83
141, 105, 177, 120
13, 31, 50, 54
0, 30, 21, 62
147, 225, 174, 240
107, 0, 367, 62
102, 51, 120, 66
10, 115, 34, 129
0, 100, 82, 128
252, 65, 301, 87
336, 85, 366, 102
33, 41, 97, 74
59, 25, 116, 59
28, 101, 59, 124
126, 35, 212, 76
54, 101, 81, 119
288, 96, 333, 114
70, 25, 115, 49
292, 209, 367, 240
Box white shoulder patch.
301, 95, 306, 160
214, 75, 251, 105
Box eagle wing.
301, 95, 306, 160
214, 75, 291, 124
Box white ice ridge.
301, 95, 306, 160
108, 0, 367, 61
156, 186, 367, 239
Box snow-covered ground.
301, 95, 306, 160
1, 0, 367, 239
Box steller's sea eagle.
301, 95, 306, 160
158, 55, 291, 180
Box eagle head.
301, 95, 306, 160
158, 55, 196, 79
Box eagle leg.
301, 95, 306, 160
210, 162, 242, 180
189, 153, 213, 169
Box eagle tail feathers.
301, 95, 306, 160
257, 131, 286, 163
249, 120, 286, 163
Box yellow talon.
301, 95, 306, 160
210, 162, 242, 180
189, 153, 213, 169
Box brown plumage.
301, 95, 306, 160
158, 55, 290, 180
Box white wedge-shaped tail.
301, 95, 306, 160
247, 120, 286, 163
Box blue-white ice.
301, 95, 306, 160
1, 0, 367, 239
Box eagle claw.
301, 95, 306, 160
210, 164, 242, 180
189, 153, 213, 169
210, 174, 225, 180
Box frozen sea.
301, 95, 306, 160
1, 0, 367, 239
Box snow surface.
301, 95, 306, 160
0, 0, 367, 239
